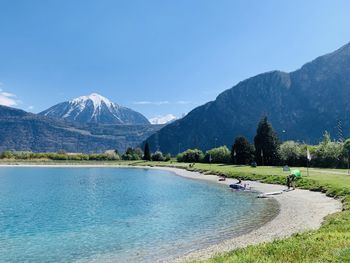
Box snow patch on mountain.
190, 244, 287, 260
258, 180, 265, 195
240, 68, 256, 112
71, 93, 115, 110
149, 114, 177, 125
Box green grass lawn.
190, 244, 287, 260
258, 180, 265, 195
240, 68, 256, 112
1, 159, 350, 262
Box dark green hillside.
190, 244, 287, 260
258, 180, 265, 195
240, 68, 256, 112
0, 105, 161, 153
145, 42, 350, 154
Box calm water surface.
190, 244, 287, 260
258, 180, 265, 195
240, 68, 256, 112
0, 167, 278, 262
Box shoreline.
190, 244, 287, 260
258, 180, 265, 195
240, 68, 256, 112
141, 167, 343, 262
0, 163, 342, 262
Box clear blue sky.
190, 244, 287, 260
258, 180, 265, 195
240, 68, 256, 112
0, 0, 350, 119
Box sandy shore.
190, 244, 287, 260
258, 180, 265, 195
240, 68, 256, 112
0, 164, 343, 262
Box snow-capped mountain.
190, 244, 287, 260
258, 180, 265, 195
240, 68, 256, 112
39, 93, 150, 125
149, 114, 177, 125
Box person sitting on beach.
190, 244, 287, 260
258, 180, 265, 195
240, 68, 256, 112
218, 176, 226, 181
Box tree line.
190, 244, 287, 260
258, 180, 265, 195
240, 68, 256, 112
0, 147, 171, 162
0, 151, 121, 161
176, 117, 279, 165
175, 116, 350, 169
2, 116, 350, 168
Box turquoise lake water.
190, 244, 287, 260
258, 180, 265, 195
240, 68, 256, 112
0, 167, 278, 262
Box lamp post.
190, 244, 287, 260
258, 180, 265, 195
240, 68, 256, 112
348, 150, 350, 175
214, 138, 218, 148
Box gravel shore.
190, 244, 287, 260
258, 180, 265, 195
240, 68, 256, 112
153, 167, 342, 262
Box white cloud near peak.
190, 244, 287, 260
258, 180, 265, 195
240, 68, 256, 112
1, 92, 16, 97
0, 90, 18, 107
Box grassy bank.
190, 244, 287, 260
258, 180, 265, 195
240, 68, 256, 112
1, 160, 349, 262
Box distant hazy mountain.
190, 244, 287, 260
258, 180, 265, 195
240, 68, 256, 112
40, 93, 150, 125
145, 42, 350, 154
0, 105, 161, 153
149, 114, 177, 124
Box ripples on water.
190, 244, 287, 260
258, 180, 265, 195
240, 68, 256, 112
0, 167, 279, 262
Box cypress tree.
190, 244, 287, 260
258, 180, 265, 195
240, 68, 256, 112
254, 116, 280, 165
143, 142, 151, 161
232, 136, 254, 165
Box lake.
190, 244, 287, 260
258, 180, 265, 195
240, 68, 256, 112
0, 167, 278, 262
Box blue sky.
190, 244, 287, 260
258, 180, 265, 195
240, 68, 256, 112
0, 0, 350, 119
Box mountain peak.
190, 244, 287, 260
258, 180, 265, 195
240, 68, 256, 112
40, 93, 150, 125
71, 93, 115, 109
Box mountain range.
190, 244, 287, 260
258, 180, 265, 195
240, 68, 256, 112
0, 96, 161, 153
145, 42, 350, 154
1, 42, 350, 154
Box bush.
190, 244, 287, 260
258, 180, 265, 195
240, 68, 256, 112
177, 149, 204, 163
151, 151, 164, 161
122, 147, 143, 160
312, 133, 344, 168
121, 153, 140, 160
163, 153, 171, 161
205, 146, 231, 163
0, 151, 15, 159
88, 153, 120, 161
278, 141, 304, 166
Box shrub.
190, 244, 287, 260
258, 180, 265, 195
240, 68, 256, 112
0, 151, 15, 159
151, 151, 164, 161
308, 132, 344, 168
205, 146, 231, 163
163, 153, 171, 161
278, 141, 303, 166
122, 147, 142, 160
177, 149, 204, 163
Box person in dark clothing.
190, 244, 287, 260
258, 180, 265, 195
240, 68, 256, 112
286, 174, 296, 190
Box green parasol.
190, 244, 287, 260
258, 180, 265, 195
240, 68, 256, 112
291, 169, 302, 177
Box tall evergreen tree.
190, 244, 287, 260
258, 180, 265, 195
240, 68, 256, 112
232, 136, 254, 165
254, 116, 280, 165
143, 142, 151, 161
